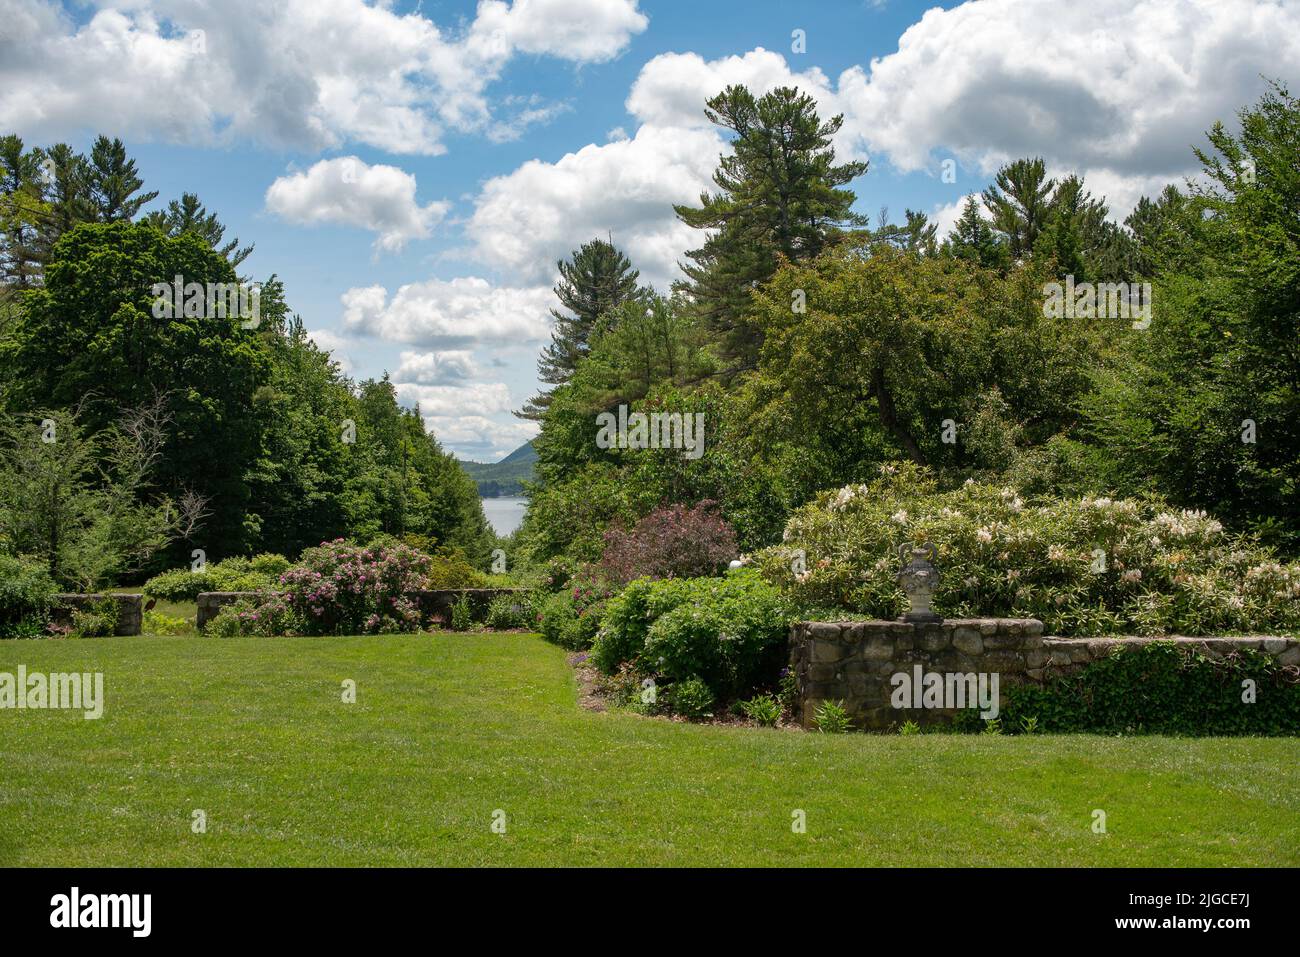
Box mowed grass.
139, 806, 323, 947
1, 633, 1297, 866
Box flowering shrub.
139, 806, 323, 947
207, 595, 303, 638
278, 539, 430, 635
757, 462, 1300, 637
536, 556, 576, 593
538, 573, 614, 649
597, 502, 738, 585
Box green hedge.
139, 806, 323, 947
0, 553, 59, 636
954, 641, 1300, 735
592, 569, 793, 698
143, 554, 290, 601
538, 590, 603, 649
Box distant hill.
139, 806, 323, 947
458, 442, 537, 497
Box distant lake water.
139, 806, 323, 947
481, 496, 528, 537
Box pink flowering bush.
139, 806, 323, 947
537, 571, 615, 649
277, 539, 431, 635
597, 502, 738, 585
208, 594, 301, 638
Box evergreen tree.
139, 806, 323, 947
942, 196, 1007, 268
873, 208, 939, 255
145, 192, 254, 268
1034, 174, 1133, 281
1124, 184, 1193, 277
981, 157, 1055, 258
674, 85, 867, 371
0, 135, 46, 289
87, 136, 157, 222
38, 144, 94, 239
518, 237, 643, 420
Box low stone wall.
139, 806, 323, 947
196, 588, 525, 630
51, 593, 143, 636
407, 588, 525, 623
196, 592, 255, 630
789, 619, 1300, 730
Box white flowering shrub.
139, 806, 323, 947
757, 462, 1300, 636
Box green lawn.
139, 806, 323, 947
2, 633, 1297, 866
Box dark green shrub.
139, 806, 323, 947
538, 575, 612, 650
666, 676, 714, 719
778, 667, 799, 717
5, 616, 49, 639
142, 568, 213, 601
206, 603, 248, 638
0, 553, 58, 637
538, 590, 603, 649
69, 597, 120, 638
593, 569, 792, 698
596, 661, 652, 709
973, 641, 1300, 735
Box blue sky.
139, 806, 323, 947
3, 0, 1297, 460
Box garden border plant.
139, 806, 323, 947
952, 640, 1300, 735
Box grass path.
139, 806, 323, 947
2, 633, 1297, 866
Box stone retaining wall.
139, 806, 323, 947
51, 593, 143, 636
196, 588, 525, 630
789, 619, 1300, 730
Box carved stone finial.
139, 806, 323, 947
897, 543, 942, 623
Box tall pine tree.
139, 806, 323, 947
942, 196, 1007, 268
0, 135, 45, 290
145, 192, 254, 268
674, 85, 867, 371
981, 157, 1055, 259
88, 136, 157, 222
518, 237, 643, 420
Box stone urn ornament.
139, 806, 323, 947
897, 542, 942, 623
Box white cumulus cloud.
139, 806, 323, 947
466, 123, 722, 291
266, 157, 449, 253
341, 277, 553, 348
422, 413, 538, 461
393, 349, 480, 384
834, 0, 1300, 213
393, 381, 512, 418
0, 0, 648, 154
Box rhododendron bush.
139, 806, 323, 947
757, 463, 1300, 637
278, 539, 430, 635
